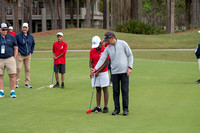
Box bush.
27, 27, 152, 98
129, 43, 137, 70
116, 20, 163, 35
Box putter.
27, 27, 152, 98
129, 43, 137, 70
47, 60, 55, 88
86, 75, 96, 114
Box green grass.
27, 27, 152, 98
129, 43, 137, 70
0, 51, 200, 133
34, 28, 200, 50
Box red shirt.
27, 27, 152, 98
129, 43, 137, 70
105, 43, 109, 47
8, 31, 16, 37
90, 46, 110, 73
53, 41, 67, 65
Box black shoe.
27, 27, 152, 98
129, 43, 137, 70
103, 107, 109, 113
112, 110, 120, 115
123, 110, 129, 116
92, 106, 102, 112
61, 83, 64, 88
53, 82, 60, 88
195, 79, 200, 84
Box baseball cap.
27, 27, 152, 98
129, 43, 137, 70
56, 32, 63, 36
92, 36, 101, 48
9, 26, 13, 30
103, 31, 115, 42
1, 23, 7, 28
22, 23, 29, 28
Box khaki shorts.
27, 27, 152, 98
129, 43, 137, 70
0, 56, 16, 75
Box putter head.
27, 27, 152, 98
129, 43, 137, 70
86, 109, 92, 114
198, 31, 200, 34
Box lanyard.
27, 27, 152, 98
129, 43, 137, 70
1, 36, 6, 45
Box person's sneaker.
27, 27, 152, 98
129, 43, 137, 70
53, 82, 60, 88
0, 91, 4, 98
61, 83, 64, 89
109, 82, 113, 86
92, 106, 102, 112
123, 110, 129, 116
112, 110, 120, 115
195, 79, 200, 84
103, 107, 109, 113
10, 92, 16, 98
15, 84, 19, 88
25, 84, 32, 88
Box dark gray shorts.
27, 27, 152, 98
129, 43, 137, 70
54, 64, 65, 74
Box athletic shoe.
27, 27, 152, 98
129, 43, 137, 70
92, 106, 102, 112
53, 82, 60, 88
195, 79, 200, 84
0, 92, 4, 98
103, 107, 109, 113
61, 83, 64, 89
15, 84, 19, 88
10, 92, 16, 98
109, 82, 113, 86
112, 110, 120, 115
123, 110, 129, 116
25, 84, 32, 88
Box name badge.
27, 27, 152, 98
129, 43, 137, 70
1, 45, 5, 54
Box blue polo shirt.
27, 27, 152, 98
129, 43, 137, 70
0, 34, 17, 58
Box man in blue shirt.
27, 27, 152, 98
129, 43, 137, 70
0, 23, 18, 98
15, 23, 35, 88
195, 43, 200, 84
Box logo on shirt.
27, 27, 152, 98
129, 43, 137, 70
61, 46, 63, 49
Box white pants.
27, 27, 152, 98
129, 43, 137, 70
91, 71, 109, 88
198, 59, 200, 71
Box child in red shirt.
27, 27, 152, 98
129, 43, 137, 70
8, 26, 16, 37
52, 32, 67, 88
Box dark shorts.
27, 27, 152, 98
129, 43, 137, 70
54, 64, 65, 74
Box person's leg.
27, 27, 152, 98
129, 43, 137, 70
24, 55, 31, 85
9, 74, 15, 90
55, 72, 59, 82
96, 87, 101, 107
111, 74, 120, 111
0, 75, 4, 90
61, 74, 64, 83
102, 87, 109, 107
16, 54, 24, 85
121, 73, 129, 113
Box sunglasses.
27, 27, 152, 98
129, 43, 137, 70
2, 29, 8, 31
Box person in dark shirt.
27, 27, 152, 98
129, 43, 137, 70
0, 23, 18, 98
195, 43, 200, 84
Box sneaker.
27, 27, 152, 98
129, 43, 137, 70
112, 110, 120, 115
195, 79, 200, 84
0, 91, 4, 98
123, 110, 129, 116
53, 82, 60, 88
10, 92, 16, 98
92, 106, 102, 112
25, 84, 32, 88
61, 83, 64, 89
109, 82, 113, 86
15, 84, 19, 88
103, 107, 109, 113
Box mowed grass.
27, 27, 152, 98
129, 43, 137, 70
34, 28, 200, 50
0, 51, 200, 133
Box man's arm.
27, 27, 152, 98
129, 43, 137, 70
54, 53, 65, 60
14, 46, 18, 59
95, 59, 109, 77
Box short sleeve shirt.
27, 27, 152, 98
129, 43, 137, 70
8, 32, 16, 37
90, 46, 110, 72
53, 41, 67, 65
0, 34, 17, 58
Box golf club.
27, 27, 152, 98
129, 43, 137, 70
86, 74, 96, 114
47, 60, 55, 88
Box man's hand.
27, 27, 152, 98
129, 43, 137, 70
126, 68, 132, 76
90, 72, 94, 79
95, 72, 99, 77
53, 55, 57, 60
90, 68, 96, 73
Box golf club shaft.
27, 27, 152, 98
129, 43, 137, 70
51, 60, 55, 84
89, 75, 96, 109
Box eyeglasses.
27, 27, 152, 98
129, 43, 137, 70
2, 29, 8, 31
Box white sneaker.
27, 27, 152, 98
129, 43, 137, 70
25, 84, 32, 88
15, 84, 19, 88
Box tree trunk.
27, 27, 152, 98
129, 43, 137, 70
50, 0, 55, 30
130, 0, 138, 20
61, 0, 65, 29
124, 0, 127, 24
166, 0, 175, 33
103, 0, 108, 29
77, 0, 79, 28
1, 0, 6, 23
70, 0, 74, 25
91, 0, 94, 27
13, 0, 19, 33
57, 0, 62, 29
54, 0, 58, 29
185, 0, 192, 29
111, 0, 117, 30
28, 0, 32, 33
152, 0, 156, 26
138, 0, 142, 22
86, 0, 91, 28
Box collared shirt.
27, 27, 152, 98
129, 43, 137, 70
90, 46, 110, 73
0, 34, 17, 58
53, 41, 67, 65
8, 31, 16, 37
